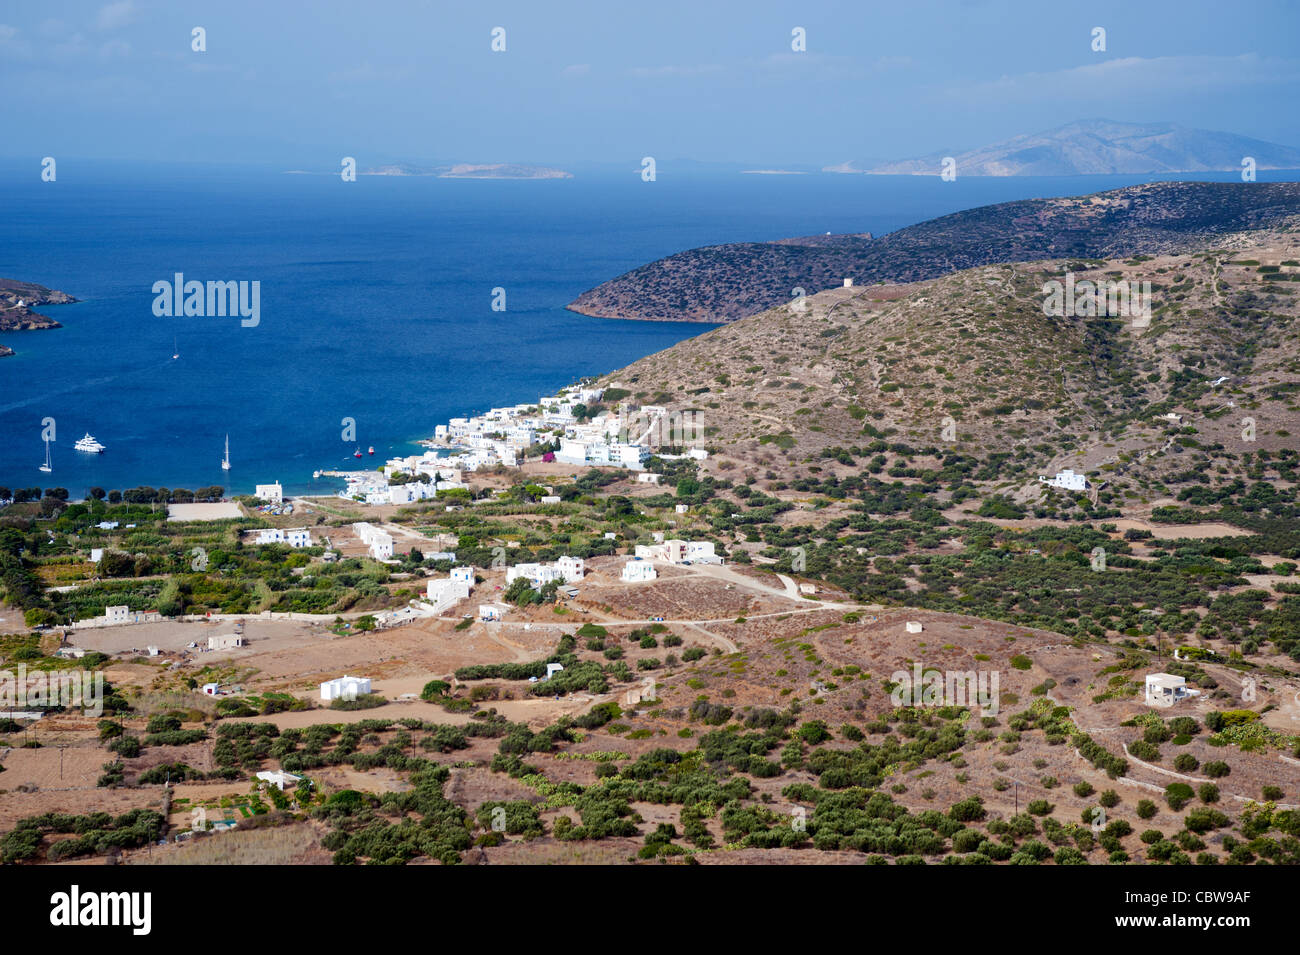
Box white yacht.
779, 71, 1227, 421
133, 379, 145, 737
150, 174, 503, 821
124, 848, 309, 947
74, 433, 106, 454
222, 434, 231, 471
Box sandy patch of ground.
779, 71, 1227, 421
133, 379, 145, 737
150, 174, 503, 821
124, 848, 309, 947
167, 502, 244, 521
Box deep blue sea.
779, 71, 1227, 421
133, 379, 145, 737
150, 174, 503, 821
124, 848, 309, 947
1, 160, 1294, 498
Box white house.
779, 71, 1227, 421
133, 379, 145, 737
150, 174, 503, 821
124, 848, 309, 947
478, 604, 503, 621
201, 682, 221, 696
450, 565, 474, 584
426, 576, 472, 611
320, 675, 372, 701
96, 521, 119, 530
635, 473, 662, 485
675, 504, 689, 514
1145, 673, 1194, 707
208, 634, 245, 650
254, 527, 311, 548
556, 556, 585, 581
622, 560, 658, 582
686, 541, 719, 563
353, 522, 395, 560
89, 548, 103, 563
1038, 469, 1089, 492
105, 605, 130, 625
255, 482, 284, 504
255, 770, 302, 790
636, 539, 718, 564
905, 621, 923, 634
507, 556, 584, 587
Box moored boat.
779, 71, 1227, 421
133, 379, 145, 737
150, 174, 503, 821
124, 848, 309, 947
74, 433, 106, 454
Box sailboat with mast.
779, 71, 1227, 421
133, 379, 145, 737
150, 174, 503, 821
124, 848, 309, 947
39, 437, 52, 474
221, 434, 231, 471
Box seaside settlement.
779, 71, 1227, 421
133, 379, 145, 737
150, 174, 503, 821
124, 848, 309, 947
333, 384, 708, 506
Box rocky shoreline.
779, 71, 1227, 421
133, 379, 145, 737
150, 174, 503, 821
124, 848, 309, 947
0, 278, 77, 356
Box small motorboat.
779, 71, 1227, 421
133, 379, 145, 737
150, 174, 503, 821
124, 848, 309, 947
368, 446, 375, 456
353, 448, 362, 458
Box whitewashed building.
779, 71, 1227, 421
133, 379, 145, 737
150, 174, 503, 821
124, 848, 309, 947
320, 675, 372, 701
1038, 469, 1089, 492
254, 482, 284, 504
426, 576, 472, 611
255, 527, 312, 548
353, 522, 394, 560
622, 560, 658, 582
256, 770, 302, 790
507, 556, 584, 587
1145, 672, 1194, 707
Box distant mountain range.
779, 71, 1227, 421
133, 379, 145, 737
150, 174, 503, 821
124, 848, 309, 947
826, 120, 1300, 177
363, 163, 572, 180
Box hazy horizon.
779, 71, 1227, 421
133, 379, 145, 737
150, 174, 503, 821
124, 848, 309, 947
3, 0, 1299, 167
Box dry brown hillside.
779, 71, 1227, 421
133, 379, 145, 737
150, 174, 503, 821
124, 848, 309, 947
600, 225, 1300, 497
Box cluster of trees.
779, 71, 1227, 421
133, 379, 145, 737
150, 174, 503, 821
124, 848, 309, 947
0, 809, 166, 863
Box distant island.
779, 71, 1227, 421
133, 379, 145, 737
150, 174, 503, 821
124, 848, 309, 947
0, 278, 77, 357
826, 119, 1300, 177
363, 162, 573, 180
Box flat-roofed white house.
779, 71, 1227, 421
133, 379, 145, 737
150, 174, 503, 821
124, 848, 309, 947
106, 605, 130, 625
426, 576, 472, 611
353, 522, 394, 560
208, 634, 245, 650
450, 565, 474, 584
686, 541, 719, 563
622, 559, 658, 582
638, 539, 721, 564
556, 556, 585, 581
255, 770, 302, 790
1145, 672, 1194, 707
254, 527, 312, 548
478, 604, 503, 621
320, 675, 371, 701
1038, 469, 1089, 492
507, 556, 584, 587
255, 481, 284, 504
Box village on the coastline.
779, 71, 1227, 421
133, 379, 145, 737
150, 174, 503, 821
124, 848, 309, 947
327, 382, 708, 507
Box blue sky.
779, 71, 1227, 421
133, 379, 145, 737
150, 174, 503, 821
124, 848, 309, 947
2, 0, 1298, 166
